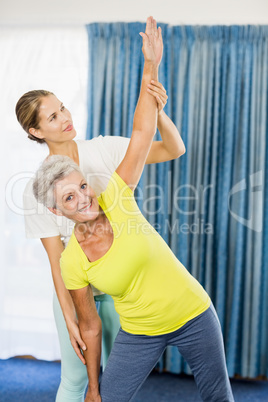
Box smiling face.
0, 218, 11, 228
29, 94, 76, 143
53, 171, 99, 223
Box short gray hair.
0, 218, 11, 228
33, 155, 82, 208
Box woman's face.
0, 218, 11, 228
53, 170, 99, 223
32, 94, 76, 143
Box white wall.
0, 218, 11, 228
1, 0, 268, 26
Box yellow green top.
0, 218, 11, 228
60, 171, 210, 336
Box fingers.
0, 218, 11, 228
147, 90, 167, 107
158, 26, 162, 41
147, 80, 168, 99
71, 339, 86, 365
139, 32, 148, 42
155, 94, 166, 114
147, 83, 168, 113
149, 80, 165, 91
145, 16, 158, 37
153, 18, 157, 36
141, 16, 163, 65
70, 328, 87, 364
145, 16, 153, 35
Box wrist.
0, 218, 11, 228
87, 386, 100, 397
157, 109, 166, 126
143, 61, 159, 77
158, 109, 164, 119
65, 313, 77, 329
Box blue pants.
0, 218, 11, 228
53, 292, 120, 402
100, 304, 234, 402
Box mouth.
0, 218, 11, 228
64, 124, 73, 132
79, 200, 92, 213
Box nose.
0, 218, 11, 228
59, 111, 68, 123
77, 189, 88, 204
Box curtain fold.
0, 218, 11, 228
86, 23, 268, 378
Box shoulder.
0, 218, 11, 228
23, 177, 34, 198
23, 177, 44, 211
76, 136, 107, 151
77, 135, 129, 152
98, 171, 134, 212
60, 232, 89, 290
61, 231, 88, 267
76, 136, 112, 162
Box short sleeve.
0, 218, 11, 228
60, 234, 89, 290
98, 171, 137, 219
60, 257, 89, 290
23, 179, 60, 239
99, 135, 130, 170
103, 171, 134, 202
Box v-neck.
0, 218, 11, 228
73, 206, 115, 266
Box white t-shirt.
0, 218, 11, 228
23, 135, 129, 295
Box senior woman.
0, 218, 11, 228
16, 17, 184, 402
33, 20, 234, 402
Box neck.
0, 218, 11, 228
75, 209, 107, 238
47, 140, 79, 163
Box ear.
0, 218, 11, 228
48, 207, 63, 216
29, 127, 45, 140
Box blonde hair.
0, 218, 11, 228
15, 90, 54, 144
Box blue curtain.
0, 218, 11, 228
86, 23, 268, 378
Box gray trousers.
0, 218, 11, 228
100, 304, 234, 402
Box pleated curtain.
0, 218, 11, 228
86, 23, 268, 378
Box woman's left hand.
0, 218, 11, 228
147, 80, 168, 115
140, 16, 163, 66
67, 319, 87, 365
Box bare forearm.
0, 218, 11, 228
52, 266, 77, 323
69, 287, 102, 399
41, 237, 77, 324
157, 111, 186, 157
81, 324, 102, 395
132, 61, 158, 136
115, 17, 162, 188
144, 79, 186, 164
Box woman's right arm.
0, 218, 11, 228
41, 236, 87, 364
69, 286, 102, 402
116, 17, 162, 190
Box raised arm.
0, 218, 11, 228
69, 286, 102, 402
146, 81, 186, 163
116, 17, 162, 190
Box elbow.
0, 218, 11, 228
90, 326, 102, 339
80, 317, 102, 338
144, 127, 158, 138
179, 144, 186, 157
134, 125, 157, 138
171, 144, 186, 160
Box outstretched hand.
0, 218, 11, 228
140, 16, 163, 66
